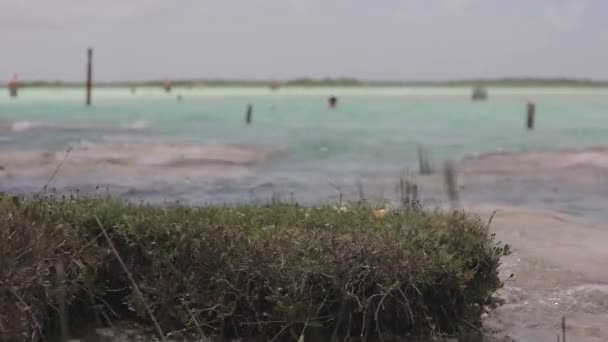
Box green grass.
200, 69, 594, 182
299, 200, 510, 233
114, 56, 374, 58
0, 196, 509, 341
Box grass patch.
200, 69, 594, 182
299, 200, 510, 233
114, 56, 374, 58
0, 196, 509, 341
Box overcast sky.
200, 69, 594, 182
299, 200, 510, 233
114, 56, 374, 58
1, 0, 606, 81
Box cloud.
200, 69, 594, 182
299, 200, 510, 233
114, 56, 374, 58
543, 0, 587, 32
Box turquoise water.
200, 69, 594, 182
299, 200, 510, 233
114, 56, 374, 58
1, 86, 608, 211
3, 87, 608, 155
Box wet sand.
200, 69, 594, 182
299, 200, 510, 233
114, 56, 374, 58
472, 206, 608, 341
0, 142, 281, 193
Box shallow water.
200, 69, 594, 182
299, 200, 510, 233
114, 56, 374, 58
2, 86, 608, 213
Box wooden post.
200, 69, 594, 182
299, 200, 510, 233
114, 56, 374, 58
246, 104, 253, 124
86, 47, 93, 106
527, 100, 535, 130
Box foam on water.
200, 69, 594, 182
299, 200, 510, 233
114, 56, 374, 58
0, 140, 283, 198
463, 146, 608, 172
11, 120, 45, 132
0, 141, 277, 170
3, 119, 151, 133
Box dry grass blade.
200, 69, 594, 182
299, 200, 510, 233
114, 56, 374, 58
56, 258, 69, 341
417, 146, 433, 175
183, 300, 207, 340
269, 323, 293, 342
37, 147, 72, 195
9, 288, 44, 341
94, 216, 166, 341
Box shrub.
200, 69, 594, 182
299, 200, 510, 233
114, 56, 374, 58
0, 196, 509, 341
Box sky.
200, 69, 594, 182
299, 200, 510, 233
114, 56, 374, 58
1, 0, 606, 82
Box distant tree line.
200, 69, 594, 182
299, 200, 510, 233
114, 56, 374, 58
7, 77, 608, 88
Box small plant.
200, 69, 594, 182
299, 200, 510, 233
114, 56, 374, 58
417, 146, 433, 175
399, 178, 421, 210
443, 160, 459, 208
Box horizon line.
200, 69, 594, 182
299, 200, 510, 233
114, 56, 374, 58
7, 76, 608, 85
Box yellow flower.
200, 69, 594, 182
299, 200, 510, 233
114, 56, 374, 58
372, 209, 387, 219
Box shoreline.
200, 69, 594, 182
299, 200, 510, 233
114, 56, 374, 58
1, 142, 608, 220
472, 205, 608, 341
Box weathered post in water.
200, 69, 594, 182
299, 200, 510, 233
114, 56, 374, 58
86, 47, 93, 106
246, 104, 253, 124
8, 74, 19, 98
527, 100, 535, 130
443, 160, 459, 209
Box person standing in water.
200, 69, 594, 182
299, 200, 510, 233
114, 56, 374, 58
163, 79, 172, 93
8, 74, 19, 98
328, 96, 337, 108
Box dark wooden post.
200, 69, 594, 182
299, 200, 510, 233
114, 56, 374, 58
527, 100, 535, 130
86, 47, 93, 106
246, 104, 253, 124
